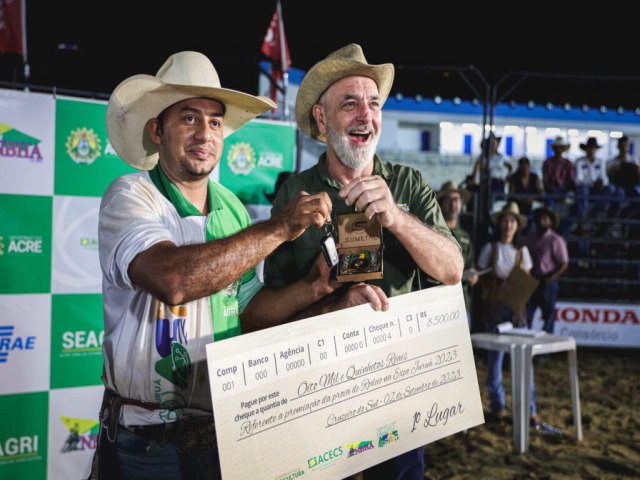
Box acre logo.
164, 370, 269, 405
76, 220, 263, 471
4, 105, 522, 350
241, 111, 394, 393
227, 142, 256, 175
0, 325, 36, 363
66, 128, 102, 165
0, 234, 43, 256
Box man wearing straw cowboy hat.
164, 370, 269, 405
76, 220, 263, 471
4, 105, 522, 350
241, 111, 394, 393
438, 180, 478, 329
94, 51, 385, 479
261, 43, 463, 480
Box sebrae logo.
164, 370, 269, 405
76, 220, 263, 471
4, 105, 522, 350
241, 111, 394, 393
66, 128, 102, 165
377, 421, 399, 447
227, 142, 256, 175
0, 121, 44, 162
0, 325, 36, 363
60, 416, 99, 453
0, 234, 44, 256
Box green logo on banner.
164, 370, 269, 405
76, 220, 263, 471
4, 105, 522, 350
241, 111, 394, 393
227, 142, 256, 175
50, 294, 104, 388
65, 128, 102, 165
0, 392, 48, 479
0, 194, 52, 293
54, 98, 135, 197
220, 121, 295, 206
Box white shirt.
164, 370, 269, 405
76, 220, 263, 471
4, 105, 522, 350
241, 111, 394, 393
574, 156, 608, 187
477, 241, 533, 279
99, 172, 254, 425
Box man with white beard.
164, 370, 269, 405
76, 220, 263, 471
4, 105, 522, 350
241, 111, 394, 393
246, 44, 463, 480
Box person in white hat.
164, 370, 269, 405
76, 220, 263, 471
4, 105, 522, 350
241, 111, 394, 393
261, 43, 463, 480
542, 136, 574, 209
94, 51, 388, 479
477, 202, 545, 428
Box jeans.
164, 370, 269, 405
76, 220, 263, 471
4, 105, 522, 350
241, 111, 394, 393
93, 427, 221, 480
526, 280, 559, 334
485, 304, 537, 416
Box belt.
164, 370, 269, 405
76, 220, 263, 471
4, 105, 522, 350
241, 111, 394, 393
121, 422, 180, 443
120, 416, 216, 453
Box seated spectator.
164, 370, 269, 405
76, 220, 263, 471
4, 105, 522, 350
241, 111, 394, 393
542, 136, 574, 208
606, 135, 639, 180
508, 156, 542, 224
470, 133, 512, 198
607, 135, 640, 203
574, 137, 624, 219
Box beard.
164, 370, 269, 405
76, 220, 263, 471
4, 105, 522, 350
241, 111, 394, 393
326, 122, 378, 171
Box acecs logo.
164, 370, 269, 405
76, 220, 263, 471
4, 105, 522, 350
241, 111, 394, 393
307, 446, 343, 468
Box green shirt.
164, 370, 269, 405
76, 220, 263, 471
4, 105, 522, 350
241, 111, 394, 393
264, 154, 458, 298
451, 222, 475, 308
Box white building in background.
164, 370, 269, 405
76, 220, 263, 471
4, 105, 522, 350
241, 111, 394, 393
261, 64, 640, 190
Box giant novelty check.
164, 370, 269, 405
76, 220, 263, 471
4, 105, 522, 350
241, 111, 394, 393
206, 283, 484, 480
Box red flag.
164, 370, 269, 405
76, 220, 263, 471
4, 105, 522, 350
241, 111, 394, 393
261, 2, 291, 105
0, 0, 27, 61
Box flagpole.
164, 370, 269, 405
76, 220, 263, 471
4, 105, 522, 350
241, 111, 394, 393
20, 0, 29, 89
276, 0, 289, 120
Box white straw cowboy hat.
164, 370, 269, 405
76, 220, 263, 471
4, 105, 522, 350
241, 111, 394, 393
106, 51, 276, 170
549, 136, 570, 150
437, 180, 471, 203
491, 201, 527, 231
295, 43, 394, 143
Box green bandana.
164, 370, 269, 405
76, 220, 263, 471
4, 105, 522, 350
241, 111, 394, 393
149, 165, 241, 340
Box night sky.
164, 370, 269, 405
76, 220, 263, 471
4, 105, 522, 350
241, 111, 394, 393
2, 1, 638, 109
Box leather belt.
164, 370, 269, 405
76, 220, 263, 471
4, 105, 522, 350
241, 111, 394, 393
121, 422, 180, 443
121, 416, 216, 453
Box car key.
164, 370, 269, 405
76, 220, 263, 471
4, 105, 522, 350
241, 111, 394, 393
320, 222, 339, 268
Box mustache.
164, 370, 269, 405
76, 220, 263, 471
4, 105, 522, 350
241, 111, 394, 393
189, 142, 217, 155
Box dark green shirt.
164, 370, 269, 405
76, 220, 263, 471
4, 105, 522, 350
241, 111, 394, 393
451, 222, 475, 308
264, 154, 458, 298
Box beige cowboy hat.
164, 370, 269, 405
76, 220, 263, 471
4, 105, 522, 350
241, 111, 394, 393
295, 43, 395, 143
106, 51, 276, 170
550, 136, 570, 151
437, 180, 470, 203
490, 201, 527, 230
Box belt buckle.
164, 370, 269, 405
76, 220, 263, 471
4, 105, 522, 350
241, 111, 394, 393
176, 416, 216, 454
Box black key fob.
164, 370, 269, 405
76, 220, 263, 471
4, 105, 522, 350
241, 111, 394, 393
321, 235, 339, 268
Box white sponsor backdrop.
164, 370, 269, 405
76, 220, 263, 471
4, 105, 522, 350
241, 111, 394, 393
47, 385, 103, 480
0, 294, 51, 395
52, 196, 102, 293
531, 302, 639, 347
0, 90, 55, 195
